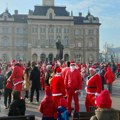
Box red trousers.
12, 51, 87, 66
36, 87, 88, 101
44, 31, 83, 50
67, 88, 79, 113
52, 95, 63, 119
85, 94, 96, 112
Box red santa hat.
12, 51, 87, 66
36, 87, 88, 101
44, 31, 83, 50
11, 59, 16, 65
45, 86, 52, 96
56, 67, 62, 73
89, 65, 96, 71
96, 90, 112, 108
70, 60, 76, 65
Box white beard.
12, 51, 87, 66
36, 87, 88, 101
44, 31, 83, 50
70, 66, 75, 72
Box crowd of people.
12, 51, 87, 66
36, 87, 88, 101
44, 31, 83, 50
0, 59, 119, 120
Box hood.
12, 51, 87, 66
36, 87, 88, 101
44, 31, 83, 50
95, 108, 119, 120
107, 66, 112, 72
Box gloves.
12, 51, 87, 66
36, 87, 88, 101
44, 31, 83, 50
75, 90, 81, 94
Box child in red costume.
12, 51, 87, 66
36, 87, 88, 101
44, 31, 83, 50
38, 86, 56, 120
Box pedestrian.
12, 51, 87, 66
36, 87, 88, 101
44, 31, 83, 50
23, 67, 30, 100
90, 90, 119, 120
61, 61, 70, 80
104, 66, 115, 94
85, 65, 102, 112
64, 61, 82, 116
50, 67, 66, 119
4, 80, 13, 109
45, 64, 52, 86
38, 86, 56, 120
8, 60, 24, 93
50, 67, 66, 107
29, 62, 40, 104
8, 90, 26, 116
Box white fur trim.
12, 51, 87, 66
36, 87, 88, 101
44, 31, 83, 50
52, 93, 62, 96
89, 68, 96, 71
55, 73, 61, 76
14, 81, 23, 86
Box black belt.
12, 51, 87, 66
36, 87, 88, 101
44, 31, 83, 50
87, 86, 97, 89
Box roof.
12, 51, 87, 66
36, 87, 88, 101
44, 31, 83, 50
74, 16, 84, 24
13, 14, 27, 23
33, 6, 70, 16
0, 9, 13, 18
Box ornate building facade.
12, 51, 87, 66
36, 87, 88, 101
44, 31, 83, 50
0, 0, 101, 63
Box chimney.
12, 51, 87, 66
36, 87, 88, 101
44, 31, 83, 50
14, 10, 18, 15
29, 10, 33, 15
79, 12, 82, 17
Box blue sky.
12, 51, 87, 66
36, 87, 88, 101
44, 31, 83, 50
0, 0, 120, 51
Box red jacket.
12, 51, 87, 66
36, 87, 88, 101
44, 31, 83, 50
50, 74, 66, 97
104, 66, 115, 84
6, 81, 13, 90
61, 67, 70, 80
65, 69, 82, 90
9, 65, 23, 86
38, 96, 56, 117
86, 73, 102, 95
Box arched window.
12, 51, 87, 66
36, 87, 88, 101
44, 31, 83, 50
40, 53, 46, 62
48, 53, 53, 62
32, 53, 38, 62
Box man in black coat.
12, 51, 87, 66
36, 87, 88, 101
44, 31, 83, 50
29, 62, 40, 103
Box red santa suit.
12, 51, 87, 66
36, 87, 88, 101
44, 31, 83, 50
38, 86, 56, 119
64, 61, 82, 114
50, 67, 66, 107
8, 63, 23, 92
85, 66, 102, 112
61, 67, 70, 80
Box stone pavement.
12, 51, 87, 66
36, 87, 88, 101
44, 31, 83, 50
0, 78, 120, 119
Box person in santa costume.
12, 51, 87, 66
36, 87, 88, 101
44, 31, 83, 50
104, 66, 115, 94
50, 67, 66, 119
61, 61, 70, 81
8, 60, 23, 93
90, 90, 119, 120
64, 61, 82, 116
85, 65, 102, 112
50, 67, 66, 107
38, 86, 56, 120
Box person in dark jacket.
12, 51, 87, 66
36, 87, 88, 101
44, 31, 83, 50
29, 62, 40, 103
90, 90, 119, 120
4, 68, 13, 109
8, 90, 26, 116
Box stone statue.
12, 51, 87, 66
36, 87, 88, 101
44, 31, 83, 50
56, 40, 64, 60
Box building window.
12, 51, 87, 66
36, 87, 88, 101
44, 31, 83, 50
49, 13, 53, 19
56, 27, 61, 33
32, 36, 38, 47
32, 26, 38, 33
48, 27, 54, 33
75, 29, 81, 35
49, 36, 54, 46
40, 26, 46, 33
64, 36, 69, 46
88, 30, 94, 35
2, 27, 8, 34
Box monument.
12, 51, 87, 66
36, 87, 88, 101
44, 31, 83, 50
56, 40, 64, 60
